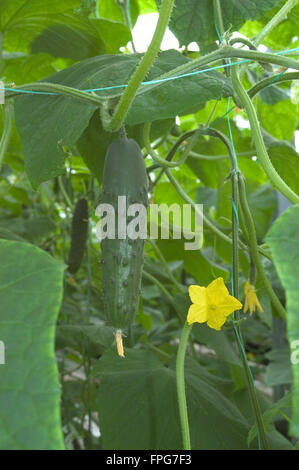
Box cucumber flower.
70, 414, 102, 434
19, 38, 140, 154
243, 280, 263, 315
187, 277, 242, 331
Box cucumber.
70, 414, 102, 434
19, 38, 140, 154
100, 137, 148, 330
67, 198, 89, 274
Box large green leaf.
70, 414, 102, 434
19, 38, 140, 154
247, 185, 277, 241
156, 0, 282, 47
56, 324, 114, 357
31, 16, 131, 60
268, 144, 299, 196
264, 347, 293, 387
138, 0, 158, 14
14, 50, 232, 186
257, 98, 298, 142
95, 348, 253, 449
0, 240, 65, 449
241, 3, 299, 50
193, 324, 241, 366
266, 205, 299, 438
3, 53, 56, 84
0, 0, 80, 52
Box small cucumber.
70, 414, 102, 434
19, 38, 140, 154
67, 198, 89, 274
101, 137, 148, 330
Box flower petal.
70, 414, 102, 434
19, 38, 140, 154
255, 297, 264, 313
187, 303, 207, 325
206, 314, 227, 331
188, 285, 206, 305
206, 277, 229, 305
218, 295, 243, 317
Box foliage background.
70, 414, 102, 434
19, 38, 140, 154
0, 0, 299, 450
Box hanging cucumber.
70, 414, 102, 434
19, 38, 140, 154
67, 198, 89, 274
100, 137, 148, 353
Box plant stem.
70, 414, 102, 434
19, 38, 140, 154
149, 239, 183, 291
189, 149, 256, 160
227, 124, 269, 448
165, 168, 252, 254
254, 0, 299, 46
238, 172, 287, 321
176, 322, 192, 450
105, 0, 175, 132
144, 121, 202, 168
58, 175, 73, 208
231, 172, 240, 302
142, 269, 179, 311
133, 47, 299, 101
231, 65, 299, 205
232, 322, 270, 449
0, 100, 13, 172
119, 0, 137, 52
0, 33, 3, 76
4, 49, 299, 104
4, 82, 105, 106
213, 0, 226, 41
248, 71, 299, 98
145, 341, 172, 360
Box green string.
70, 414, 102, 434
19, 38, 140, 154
1, 46, 298, 96
214, 19, 223, 44
226, 97, 239, 172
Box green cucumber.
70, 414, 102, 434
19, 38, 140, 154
67, 198, 89, 274
100, 137, 148, 330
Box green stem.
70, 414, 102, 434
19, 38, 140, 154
232, 322, 270, 449
119, 0, 137, 52
165, 168, 252, 254
230, 37, 257, 50
231, 172, 240, 301
144, 121, 202, 168
189, 149, 255, 160
4, 82, 105, 106
105, 0, 175, 132
133, 47, 299, 101
231, 65, 299, 205
238, 173, 287, 321
145, 342, 172, 360
149, 240, 183, 291
227, 120, 269, 447
254, 0, 299, 46
142, 269, 179, 309
58, 175, 73, 208
0, 32, 3, 76
278, 410, 291, 423
176, 322, 192, 450
205, 100, 219, 127
0, 100, 13, 172
4, 49, 299, 104
248, 71, 299, 98
213, 0, 226, 41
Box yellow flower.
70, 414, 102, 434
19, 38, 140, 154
187, 277, 243, 331
243, 280, 263, 315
